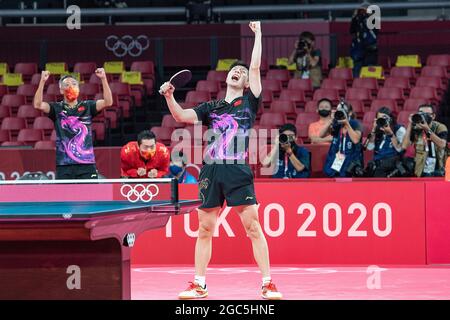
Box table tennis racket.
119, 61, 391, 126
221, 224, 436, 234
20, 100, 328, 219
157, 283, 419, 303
159, 69, 192, 95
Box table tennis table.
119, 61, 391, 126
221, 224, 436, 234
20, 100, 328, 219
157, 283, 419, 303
0, 182, 201, 300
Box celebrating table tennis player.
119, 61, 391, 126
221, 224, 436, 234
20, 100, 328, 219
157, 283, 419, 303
160, 21, 282, 300
33, 68, 113, 180
120, 130, 170, 179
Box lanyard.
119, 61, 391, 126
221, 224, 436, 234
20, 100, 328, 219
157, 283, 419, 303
339, 129, 347, 154
422, 132, 436, 157
284, 153, 289, 178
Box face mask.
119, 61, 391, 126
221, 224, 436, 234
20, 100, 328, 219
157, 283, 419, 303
318, 109, 331, 117
170, 165, 183, 176
64, 86, 79, 102
141, 149, 156, 160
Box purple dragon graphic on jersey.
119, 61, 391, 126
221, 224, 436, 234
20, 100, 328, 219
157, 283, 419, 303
59, 112, 95, 164
206, 109, 252, 160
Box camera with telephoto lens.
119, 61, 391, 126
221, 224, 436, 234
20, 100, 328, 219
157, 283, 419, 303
279, 133, 294, 145
374, 116, 391, 139
297, 38, 311, 56
411, 112, 432, 126
334, 99, 349, 123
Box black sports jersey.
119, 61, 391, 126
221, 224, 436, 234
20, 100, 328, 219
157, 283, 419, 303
193, 90, 261, 163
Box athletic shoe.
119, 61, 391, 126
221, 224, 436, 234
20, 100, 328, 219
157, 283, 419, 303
178, 281, 208, 299
261, 280, 282, 300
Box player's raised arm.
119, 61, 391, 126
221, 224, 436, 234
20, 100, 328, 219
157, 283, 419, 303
33, 70, 51, 113
248, 21, 262, 98
94, 68, 113, 112
159, 82, 198, 124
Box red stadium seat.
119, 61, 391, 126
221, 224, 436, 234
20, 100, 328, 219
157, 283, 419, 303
397, 111, 412, 127
46, 83, 62, 96
389, 67, 416, 79
17, 104, 41, 127
31, 73, 55, 86
321, 78, 347, 95
33, 116, 54, 139
0, 117, 26, 140
14, 63, 38, 82
383, 77, 411, 93
74, 62, 97, 81
426, 54, 450, 68
409, 87, 438, 102
313, 88, 339, 103
345, 88, 371, 107
259, 112, 287, 129
150, 126, 173, 145
0, 105, 11, 123
329, 67, 353, 86
17, 128, 43, 145
50, 130, 57, 141
346, 99, 365, 118
269, 101, 296, 120
0, 129, 9, 143
1, 94, 26, 115
195, 80, 221, 99
403, 98, 429, 112
34, 140, 56, 149
278, 89, 306, 108
79, 83, 100, 100
131, 61, 156, 95
16, 84, 38, 104
304, 100, 318, 113
0, 85, 8, 99
161, 114, 185, 129
377, 87, 405, 104
183, 90, 211, 109
91, 122, 106, 141
109, 82, 132, 118
261, 90, 273, 108
266, 69, 290, 87
89, 73, 113, 85
420, 66, 447, 79
352, 77, 379, 96
1, 141, 25, 147
287, 79, 313, 97
362, 111, 377, 131
206, 70, 227, 86
262, 79, 282, 97
415, 76, 444, 90
370, 99, 398, 113
43, 93, 60, 103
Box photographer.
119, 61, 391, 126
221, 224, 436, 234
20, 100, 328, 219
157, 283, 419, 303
350, 2, 378, 78
288, 31, 322, 88
365, 107, 406, 177
402, 104, 448, 177
321, 100, 363, 177
262, 124, 310, 178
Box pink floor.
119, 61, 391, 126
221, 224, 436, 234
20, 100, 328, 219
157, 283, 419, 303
131, 265, 450, 300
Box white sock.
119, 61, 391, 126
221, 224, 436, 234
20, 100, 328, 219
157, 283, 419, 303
262, 276, 272, 286
194, 275, 206, 288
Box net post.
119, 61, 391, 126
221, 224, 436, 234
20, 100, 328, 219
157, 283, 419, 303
171, 178, 179, 204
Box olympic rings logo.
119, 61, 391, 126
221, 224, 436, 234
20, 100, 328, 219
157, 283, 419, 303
120, 184, 160, 203
105, 35, 150, 58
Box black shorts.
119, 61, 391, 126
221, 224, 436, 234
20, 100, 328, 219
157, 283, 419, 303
56, 164, 98, 180
198, 163, 257, 209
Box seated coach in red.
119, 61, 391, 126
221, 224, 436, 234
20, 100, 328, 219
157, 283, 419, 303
120, 130, 170, 178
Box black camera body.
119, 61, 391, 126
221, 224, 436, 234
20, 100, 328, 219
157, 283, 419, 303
279, 133, 295, 145
297, 38, 311, 56
412, 112, 432, 126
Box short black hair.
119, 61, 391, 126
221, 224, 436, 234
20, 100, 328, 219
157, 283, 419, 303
279, 123, 297, 135
59, 75, 78, 87
137, 130, 156, 145
317, 98, 333, 108
419, 103, 435, 113
300, 31, 315, 42
229, 60, 249, 71
377, 106, 393, 117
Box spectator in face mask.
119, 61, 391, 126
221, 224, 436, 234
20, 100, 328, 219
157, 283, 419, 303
308, 98, 333, 144
165, 151, 198, 184
120, 130, 170, 178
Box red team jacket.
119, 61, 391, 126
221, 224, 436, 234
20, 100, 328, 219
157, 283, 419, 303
120, 141, 170, 178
